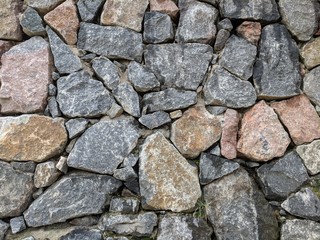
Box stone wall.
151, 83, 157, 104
1, 0, 320, 239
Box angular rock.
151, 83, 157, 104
0, 37, 52, 113
0, 161, 34, 218
296, 140, 320, 175
46, 27, 82, 74
217, 18, 233, 31
25, 0, 64, 14
213, 29, 230, 51
157, 214, 213, 240
56, 156, 68, 174
0, 0, 22, 41
139, 132, 201, 212
48, 96, 61, 118
34, 161, 61, 188
253, 24, 301, 99
0, 40, 14, 59
257, 151, 309, 200
78, 23, 143, 61
109, 197, 140, 214
236, 21, 261, 45
77, 0, 105, 22
169, 110, 182, 119
203, 66, 257, 108
24, 172, 122, 227
124, 179, 140, 195
92, 57, 120, 90
123, 154, 139, 168
237, 101, 291, 162
139, 111, 171, 129
170, 106, 221, 158
10, 216, 26, 234
65, 118, 88, 139
113, 167, 137, 181
271, 95, 320, 145
0, 220, 9, 240
142, 88, 197, 112
301, 37, 320, 69
20, 7, 46, 36
149, 0, 179, 19
0, 115, 67, 162
304, 66, 320, 106
281, 219, 320, 240
10, 161, 36, 173
144, 44, 212, 90
67, 117, 140, 174
60, 229, 102, 240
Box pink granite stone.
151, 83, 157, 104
236, 21, 261, 45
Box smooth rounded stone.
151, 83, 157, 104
278, 0, 319, 41
113, 167, 137, 181
56, 156, 68, 174
205, 106, 227, 115
236, 21, 261, 45
203, 66, 257, 108
170, 106, 221, 158
213, 29, 230, 51
77, 0, 105, 22
65, 118, 88, 139
109, 197, 140, 214
237, 101, 291, 162
301, 37, 320, 69
0, 161, 34, 218
0, 115, 67, 162
127, 61, 160, 93
150, 0, 179, 19
142, 88, 197, 112
67, 117, 140, 175
20, 7, 46, 36
60, 229, 102, 240
0, 220, 9, 240
204, 167, 279, 240
92, 57, 120, 90
296, 140, 320, 175
139, 132, 201, 212
10, 161, 36, 173
169, 110, 182, 119
24, 172, 122, 227
157, 214, 213, 240
217, 18, 233, 31
143, 12, 174, 44
25, 0, 64, 14
176, 0, 218, 44
138, 111, 171, 129
253, 24, 301, 99
281, 219, 320, 240
144, 44, 212, 90
34, 161, 61, 188
0, 37, 52, 114
78, 23, 143, 62
10, 216, 26, 234
271, 94, 320, 145
99, 212, 157, 237
48, 96, 61, 118
0, 0, 22, 41
304, 66, 320, 105
257, 151, 309, 200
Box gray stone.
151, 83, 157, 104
303, 66, 320, 106
109, 197, 140, 214
281, 219, 320, 240
281, 188, 320, 221
25, 0, 64, 14
65, 138, 77, 154
198, 0, 218, 6
57, 71, 114, 118
113, 167, 137, 181
169, 110, 182, 119
257, 151, 309, 200
142, 88, 197, 112
52, 72, 60, 81
10, 216, 26, 234
138, 111, 171, 129
20, 7, 46, 36
65, 118, 88, 139
144, 44, 212, 90
0, 161, 34, 218
68, 216, 99, 226
48, 96, 61, 118
106, 102, 123, 119
199, 153, 240, 185
204, 168, 279, 240
143, 12, 174, 44
123, 154, 139, 167
219, 0, 280, 22
56, 156, 68, 174
81, 53, 96, 61
278, 0, 319, 41
296, 140, 320, 175
10, 161, 35, 173
48, 84, 57, 96
219, 35, 257, 80
46, 27, 82, 74
0, 220, 9, 240
204, 66, 257, 108
67, 117, 140, 175
99, 212, 157, 237
24, 172, 122, 227
217, 18, 233, 31
124, 179, 140, 195
60, 229, 102, 240
77, 23, 143, 62
214, 29, 230, 51
206, 106, 227, 115
210, 144, 221, 156
77, 0, 105, 22
34, 161, 61, 188
21, 237, 35, 240
253, 24, 301, 99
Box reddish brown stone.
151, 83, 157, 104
0, 0, 22, 41
0, 40, 14, 59
44, 0, 79, 45
236, 21, 261, 45
271, 95, 320, 145
221, 109, 240, 159
237, 101, 290, 162
150, 0, 179, 19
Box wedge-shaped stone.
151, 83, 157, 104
296, 140, 320, 175
303, 66, 320, 106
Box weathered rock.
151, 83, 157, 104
236, 21, 261, 45
92, 57, 120, 90
124, 179, 140, 195
139, 132, 201, 212
139, 111, 171, 129
56, 156, 68, 174
257, 151, 309, 200
203, 66, 257, 108
48, 96, 61, 118
0, 115, 67, 162
113, 167, 137, 181
10, 216, 26, 234
0, 0, 22, 41
204, 167, 279, 240
0, 220, 9, 240
253, 24, 301, 99
65, 118, 88, 139
157, 214, 213, 240
60, 229, 102, 240
217, 18, 233, 31
237, 101, 291, 162
25, 0, 64, 14
144, 44, 212, 90
278, 0, 319, 41
303, 66, 320, 106
271, 94, 320, 145
0, 40, 14, 59
109, 197, 140, 214
213, 29, 230, 51
67, 117, 140, 174
169, 110, 182, 119
150, 0, 179, 19
0, 161, 34, 218
301, 37, 320, 69
123, 154, 139, 168
24, 172, 122, 227
281, 219, 320, 240
296, 140, 320, 175
78, 23, 143, 62
0, 37, 52, 113
20, 7, 46, 37
10, 161, 36, 173
77, 0, 105, 22
171, 106, 221, 158
142, 88, 197, 112
34, 161, 61, 188
68, 216, 99, 226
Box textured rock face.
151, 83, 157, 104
214, 29, 230, 51
301, 37, 320, 70
0, 37, 52, 114
60, 229, 103, 240
0, 0, 22, 41
296, 140, 320, 175
281, 219, 320, 240
149, 0, 179, 19
65, 118, 88, 139
0, 220, 9, 240
109, 197, 140, 214
139, 111, 171, 129
303, 66, 320, 106
237, 101, 291, 162
77, 0, 104, 22
25, 0, 64, 14
0, 115, 67, 162
34, 161, 61, 188
0, 40, 14, 58
20, 7, 46, 37
171, 106, 221, 158
92, 57, 120, 90
139, 132, 201, 212
236, 21, 261, 45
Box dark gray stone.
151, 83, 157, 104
48, 84, 57, 96
46, 27, 82, 74
253, 24, 301, 99
124, 179, 140, 195
77, 23, 143, 62
0, 220, 9, 240
281, 219, 320, 240
48, 96, 61, 118
303, 66, 320, 106
52, 71, 60, 81
257, 151, 309, 201
199, 0, 218, 6
113, 167, 137, 181
77, 0, 105, 22
20, 7, 46, 36
144, 44, 212, 90
138, 111, 171, 129
109, 197, 140, 214
142, 88, 197, 112
203, 66, 257, 108
10, 216, 26, 234
60, 229, 103, 240
214, 29, 230, 51
68, 216, 99, 226
10, 161, 35, 173
217, 18, 233, 31
65, 118, 88, 139
219, 35, 257, 80
24, 172, 122, 227
67, 117, 140, 174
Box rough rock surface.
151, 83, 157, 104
214, 29, 230, 51
10, 216, 27, 234
20, 7, 46, 36
25, 0, 64, 14
0, 0, 22, 41
0, 40, 14, 59
0, 220, 9, 240
60, 229, 103, 240
77, 0, 105, 22
109, 197, 140, 214
281, 219, 320, 240
92, 57, 120, 90
139, 132, 201, 212
34, 161, 61, 188
65, 118, 88, 139
303, 66, 320, 106
113, 166, 137, 181
296, 140, 320, 175
236, 21, 261, 45
138, 111, 171, 129
301, 37, 320, 70
149, 0, 179, 19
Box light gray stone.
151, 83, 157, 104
113, 167, 137, 181
21, 237, 36, 240
65, 118, 88, 139
34, 160, 61, 188
169, 110, 182, 119
217, 18, 233, 31
56, 156, 68, 174
296, 140, 320, 175
10, 216, 26, 234
48, 84, 57, 96
303, 66, 320, 106
138, 111, 171, 129
25, 0, 64, 14
60, 229, 102, 240
210, 144, 221, 156
109, 197, 140, 214
10, 161, 35, 173
206, 106, 227, 115
48, 96, 61, 118
0, 220, 9, 240
77, 0, 105, 22
20, 7, 46, 36
213, 29, 230, 51
281, 219, 320, 240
